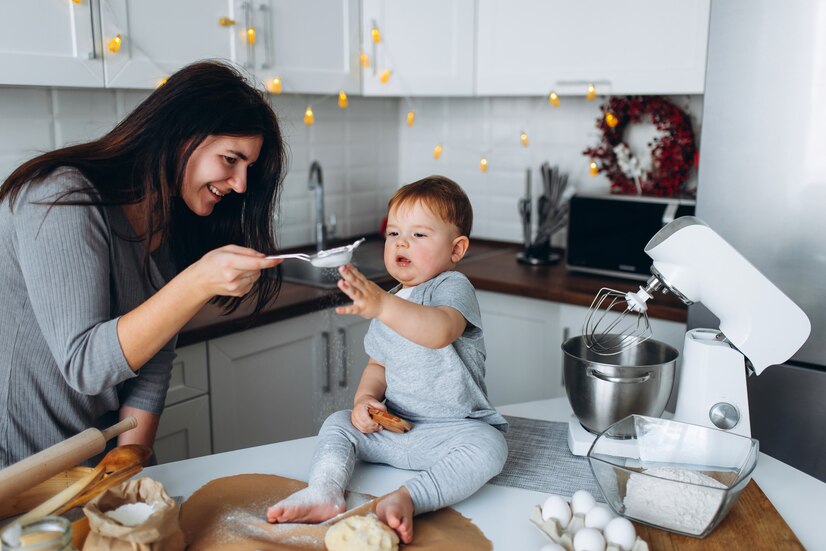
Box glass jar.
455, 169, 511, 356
0, 516, 74, 551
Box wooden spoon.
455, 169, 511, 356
12, 445, 151, 526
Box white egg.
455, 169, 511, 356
573, 527, 606, 551
541, 494, 572, 527
539, 543, 566, 551
571, 490, 597, 515
603, 517, 636, 551
584, 504, 614, 530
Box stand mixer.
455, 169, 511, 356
567, 216, 811, 454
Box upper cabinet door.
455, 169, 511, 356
476, 0, 711, 96
101, 0, 237, 89
247, 0, 361, 94
0, 0, 103, 87
361, 0, 476, 96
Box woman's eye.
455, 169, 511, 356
223, 156, 237, 165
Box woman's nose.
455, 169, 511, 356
227, 170, 247, 194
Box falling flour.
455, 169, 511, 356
623, 467, 727, 535
105, 502, 156, 526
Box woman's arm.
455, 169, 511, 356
117, 406, 160, 449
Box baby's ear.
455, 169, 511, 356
451, 235, 470, 263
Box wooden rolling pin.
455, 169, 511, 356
0, 417, 137, 505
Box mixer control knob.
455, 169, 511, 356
709, 402, 740, 430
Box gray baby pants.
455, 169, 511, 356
307, 410, 508, 514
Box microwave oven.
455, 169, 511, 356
565, 194, 696, 281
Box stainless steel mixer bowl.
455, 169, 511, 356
563, 335, 678, 434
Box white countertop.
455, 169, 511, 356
144, 398, 824, 550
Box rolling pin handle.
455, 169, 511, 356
100, 416, 137, 441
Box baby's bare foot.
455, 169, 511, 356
376, 486, 414, 544
266, 486, 345, 524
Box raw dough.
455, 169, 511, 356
324, 513, 398, 551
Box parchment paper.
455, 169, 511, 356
180, 474, 491, 550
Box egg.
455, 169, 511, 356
584, 504, 614, 530
603, 517, 636, 551
541, 494, 572, 527
539, 543, 566, 551
571, 490, 597, 515
573, 527, 606, 551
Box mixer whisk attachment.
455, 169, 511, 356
583, 276, 663, 355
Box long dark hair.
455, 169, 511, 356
0, 60, 285, 315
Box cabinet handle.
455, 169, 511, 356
561, 327, 570, 387
337, 328, 348, 388
259, 3, 273, 69
242, 2, 254, 69
322, 331, 331, 393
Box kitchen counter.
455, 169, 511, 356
143, 398, 824, 550
178, 238, 687, 347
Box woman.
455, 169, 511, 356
0, 61, 285, 466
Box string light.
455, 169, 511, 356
406, 111, 415, 126
586, 83, 597, 101
246, 27, 256, 45
156, 76, 168, 88
338, 91, 349, 109
371, 26, 381, 44
270, 77, 282, 94
379, 69, 391, 84
589, 161, 599, 176
433, 144, 443, 160
548, 91, 560, 108
107, 35, 122, 53
605, 112, 619, 128
304, 106, 314, 126
520, 131, 529, 147
71, 0, 81, 3
359, 52, 371, 68
480, 157, 489, 173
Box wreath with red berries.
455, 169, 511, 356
583, 96, 697, 197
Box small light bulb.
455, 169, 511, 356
406, 111, 415, 126
548, 91, 560, 108
372, 27, 381, 44
480, 157, 489, 173
338, 91, 349, 109
156, 76, 168, 88
605, 112, 619, 128
247, 27, 256, 45
433, 144, 443, 160
359, 52, 371, 68
107, 35, 122, 53
589, 161, 599, 176
379, 69, 391, 84
520, 131, 529, 147
71, 0, 81, 4
270, 77, 282, 94
586, 83, 597, 101
304, 106, 315, 126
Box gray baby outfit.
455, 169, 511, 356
308, 271, 508, 514
0, 168, 176, 466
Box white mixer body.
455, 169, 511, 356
673, 328, 752, 436
645, 217, 811, 375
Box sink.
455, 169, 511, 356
279, 239, 389, 289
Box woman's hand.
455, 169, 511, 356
336, 264, 386, 319
190, 245, 281, 299
352, 395, 386, 434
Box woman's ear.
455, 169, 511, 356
451, 235, 470, 263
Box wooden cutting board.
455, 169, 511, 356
634, 480, 802, 549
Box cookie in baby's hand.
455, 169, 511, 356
367, 408, 413, 433
324, 513, 399, 551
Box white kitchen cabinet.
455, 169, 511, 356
476, 0, 711, 96
165, 342, 209, 407
101, 0, 238, 89
477, 290, 565, 406
155, 395, 212, 464
0, 0, 103, 87
248, 0, 361, 94
360, 0, 476, 96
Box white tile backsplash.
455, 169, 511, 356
0, 86, 701, 249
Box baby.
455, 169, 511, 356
267, 175, 508, 543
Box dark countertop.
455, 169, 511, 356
178, 238, 687, 347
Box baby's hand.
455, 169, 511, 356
352, 396, 385, 434
336, 264, 386, 319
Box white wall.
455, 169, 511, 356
0, 87, 701, 248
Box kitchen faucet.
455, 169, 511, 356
308, 160, 327, 251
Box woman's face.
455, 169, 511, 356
181, 134, 263, 216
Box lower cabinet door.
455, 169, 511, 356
154, 395, 212, 464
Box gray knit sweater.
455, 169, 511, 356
0, 168, 176, 467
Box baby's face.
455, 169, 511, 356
383, 201, 464, 287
